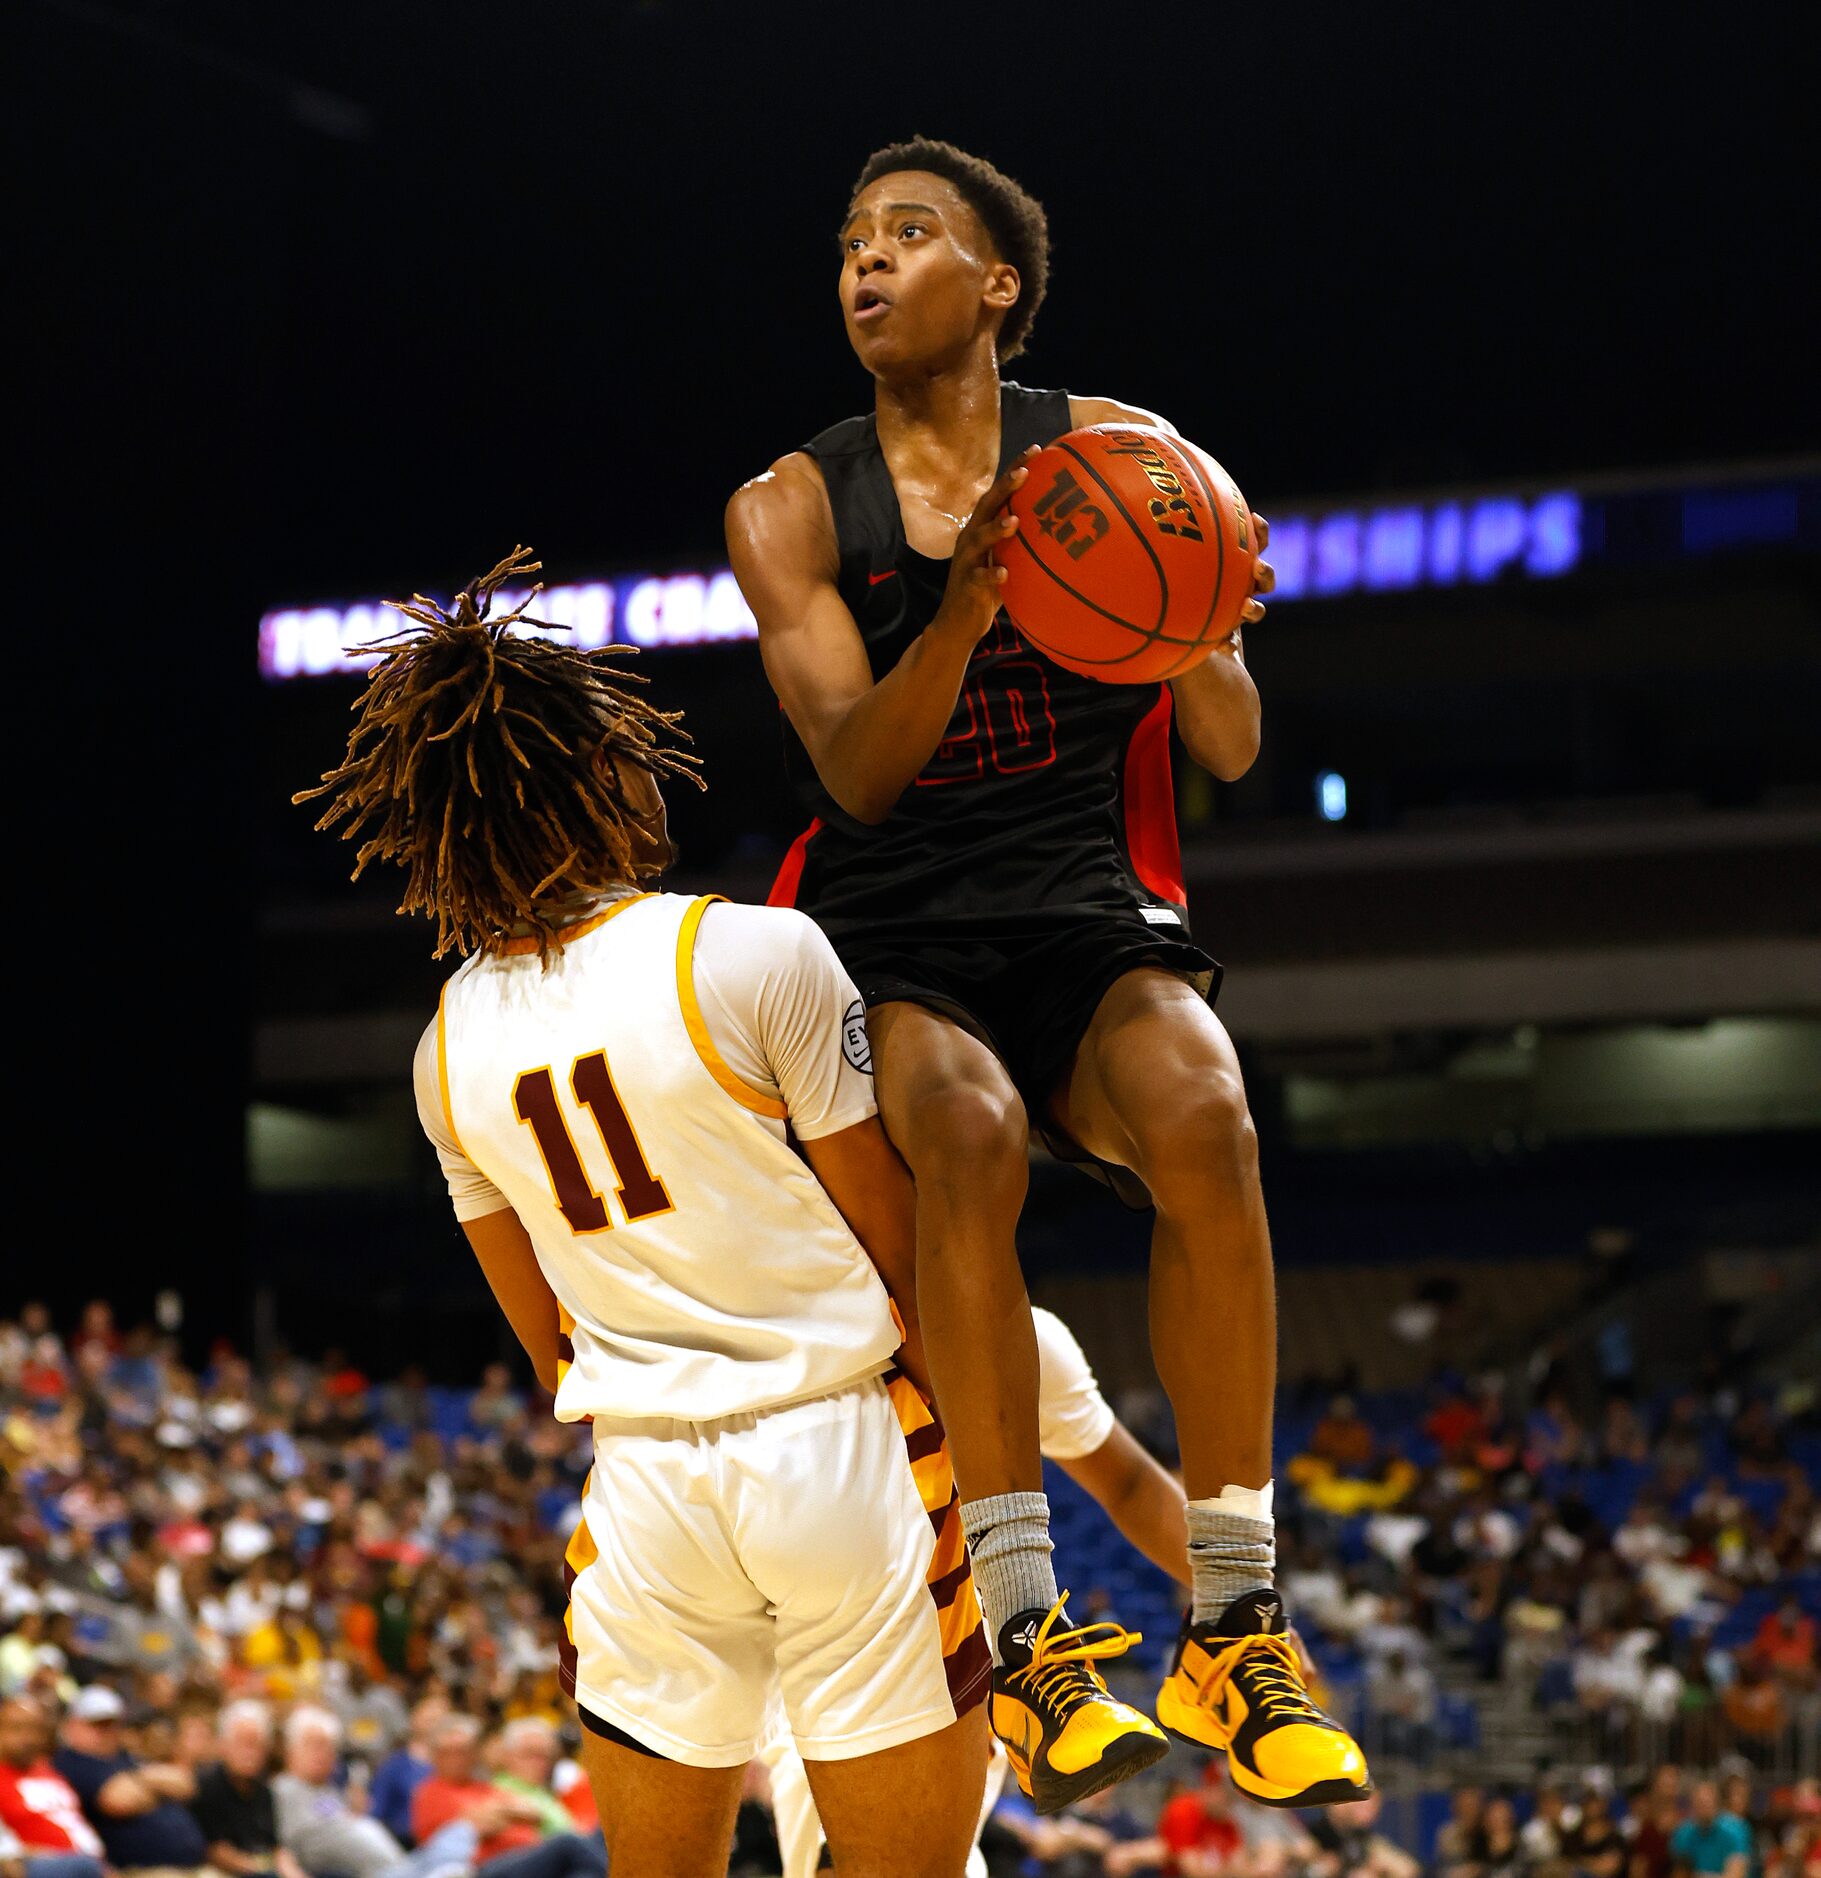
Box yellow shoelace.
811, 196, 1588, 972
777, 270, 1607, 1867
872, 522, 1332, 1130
1191, 1631, 1324, 1742
1005, 1596, 1145, 1719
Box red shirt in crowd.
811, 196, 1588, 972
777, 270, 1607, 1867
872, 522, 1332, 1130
1754, 1610, 1816, 1672
412, 1777, 540, 1863
0, 1759, 107, 1855
1157, 1793, 1243, 1873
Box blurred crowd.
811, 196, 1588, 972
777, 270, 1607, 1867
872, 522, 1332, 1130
979, 1763, 1821, 1878
3, 1300, 1818, 1878
1269, 1365, 1819, 1778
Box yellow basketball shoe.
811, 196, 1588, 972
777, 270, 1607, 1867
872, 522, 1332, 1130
1156, 1589, 1371, 1808
990, 1598, 1169, 1816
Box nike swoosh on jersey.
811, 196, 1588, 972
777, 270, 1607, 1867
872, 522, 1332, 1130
867, 568, 898, 585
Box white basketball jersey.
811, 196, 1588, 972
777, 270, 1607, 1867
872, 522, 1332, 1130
434, 892, 899, 1422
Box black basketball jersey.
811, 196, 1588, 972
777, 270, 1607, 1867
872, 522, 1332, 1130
768, 381, 1188, 929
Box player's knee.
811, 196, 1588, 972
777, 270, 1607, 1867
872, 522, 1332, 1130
898, 1079, 1028, 1187
1138, 1070, 1258, 1203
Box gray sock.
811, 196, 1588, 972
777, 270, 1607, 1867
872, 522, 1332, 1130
961, 1492, 1057, 1661
1186, 1503, 1276, 1625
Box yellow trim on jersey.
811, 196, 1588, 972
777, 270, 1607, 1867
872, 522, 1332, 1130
938, 1580, 985, 1658
556, 1304, 576, 1391
565, 1470, 598, 1576
497, 892, 655, 957
675, 896, 790, 1120
436, 982, 464, 1152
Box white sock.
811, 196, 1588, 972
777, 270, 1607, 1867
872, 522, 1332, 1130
1185, 1481, 1276, 1625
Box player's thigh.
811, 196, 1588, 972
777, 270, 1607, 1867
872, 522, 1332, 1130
578, 1727, 743, 1878
1051, 966, 1250, 1172
804, 1701, 990, 1878
868, 1000, 1028, 1174
750, 1382, 990, 1806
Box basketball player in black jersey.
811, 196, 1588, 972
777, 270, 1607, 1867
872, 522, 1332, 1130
726, 138, 1369, 1816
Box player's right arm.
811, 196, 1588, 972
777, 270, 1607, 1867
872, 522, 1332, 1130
413, 1021, 563, 1396
459, 1209, 563, 1397
725, 452, 1030, 824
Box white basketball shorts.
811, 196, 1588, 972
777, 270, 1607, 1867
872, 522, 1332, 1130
558, 1367, 989, 1768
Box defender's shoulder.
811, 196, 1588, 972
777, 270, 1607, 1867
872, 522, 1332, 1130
1068, 393, 1178, 435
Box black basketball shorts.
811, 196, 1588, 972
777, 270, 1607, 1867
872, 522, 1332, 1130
823, 903, 1222, 1209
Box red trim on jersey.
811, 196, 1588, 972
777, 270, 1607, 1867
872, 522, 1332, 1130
1124, 691, 1186, 908
767, 818, 822, 907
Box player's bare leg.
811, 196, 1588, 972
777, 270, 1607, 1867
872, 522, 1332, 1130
1053, 969, 1274, 1497
870, 1001, 1041, 1502
1053, 967, 1370, 1807
803, 1703, 989, 1878
871, 999, 1165, 1812
578, 1730, 744, 1878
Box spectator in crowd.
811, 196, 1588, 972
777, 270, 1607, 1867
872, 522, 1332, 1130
333, 1656, 409, 1770
1233, 1792, 1321, 1878
1753, 1597, 1817, 1693
1437, 1788, 1486, 1877
1311, 1398, 1377, 1473
989, 1777, 1157, 1875
1519, 1778, 1578, 1868
1362, 1649, 1437, 1762
487, 1721, 580, 1844
51, 1685, 209, 1874
6, 1297, 1821, 1875
189, 1699, 307, 1878
369, 1695, 449, 1846
1155, 1763, 1243, 1876
1307, 1792, 1420, 1878
1464, 1793, 1527, 1878
1671, 1779, 1754, 1878
0, 1697, 105, 1878
1721, 1658, 1788, 1761
0, 1623, 60, 1704
273, 1705, 476, 1878
1564, 1787, 1626, 1878
410, 1717, 601, 1878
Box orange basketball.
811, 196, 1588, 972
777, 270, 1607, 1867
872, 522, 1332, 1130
999, 425, 1257, 683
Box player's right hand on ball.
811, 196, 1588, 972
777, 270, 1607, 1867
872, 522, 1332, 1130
936, 448, 1038, 642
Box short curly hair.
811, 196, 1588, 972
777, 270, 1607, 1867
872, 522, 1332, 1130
851, 137, 1050, 362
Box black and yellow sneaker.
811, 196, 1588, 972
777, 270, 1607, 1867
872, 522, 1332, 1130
1156, 1589, 1371, 1808
991, 1597, 1169, 1816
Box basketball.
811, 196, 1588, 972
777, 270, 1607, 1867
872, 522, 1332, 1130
999, 424, 1258, 683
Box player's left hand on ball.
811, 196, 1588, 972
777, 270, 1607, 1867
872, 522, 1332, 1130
1242, 513, 1273, 626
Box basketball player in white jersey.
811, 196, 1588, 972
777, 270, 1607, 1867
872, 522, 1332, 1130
295, 550, 1009, 1878
761, 1304, 1189, 1878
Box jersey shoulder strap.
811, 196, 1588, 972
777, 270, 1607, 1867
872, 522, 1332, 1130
998, 380, 1073, 463
801, 410, 892, 588
800, 383, 1074, 577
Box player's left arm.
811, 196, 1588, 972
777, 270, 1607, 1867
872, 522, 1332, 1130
1034, 1306, 1190, 1584
695, 903, 933, 1397
1057, 1422, 1191, 1586
799, 1121, 933, 1399
1069, 394, 1268, 783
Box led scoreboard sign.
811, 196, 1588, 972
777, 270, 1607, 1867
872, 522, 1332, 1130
259, 463, 1817, 680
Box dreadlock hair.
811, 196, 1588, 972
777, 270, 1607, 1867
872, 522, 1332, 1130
294, 546, 702, 960
851, 137, 1050, 361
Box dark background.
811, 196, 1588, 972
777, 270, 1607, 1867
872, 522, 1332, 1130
19, 1, 1813, 1341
